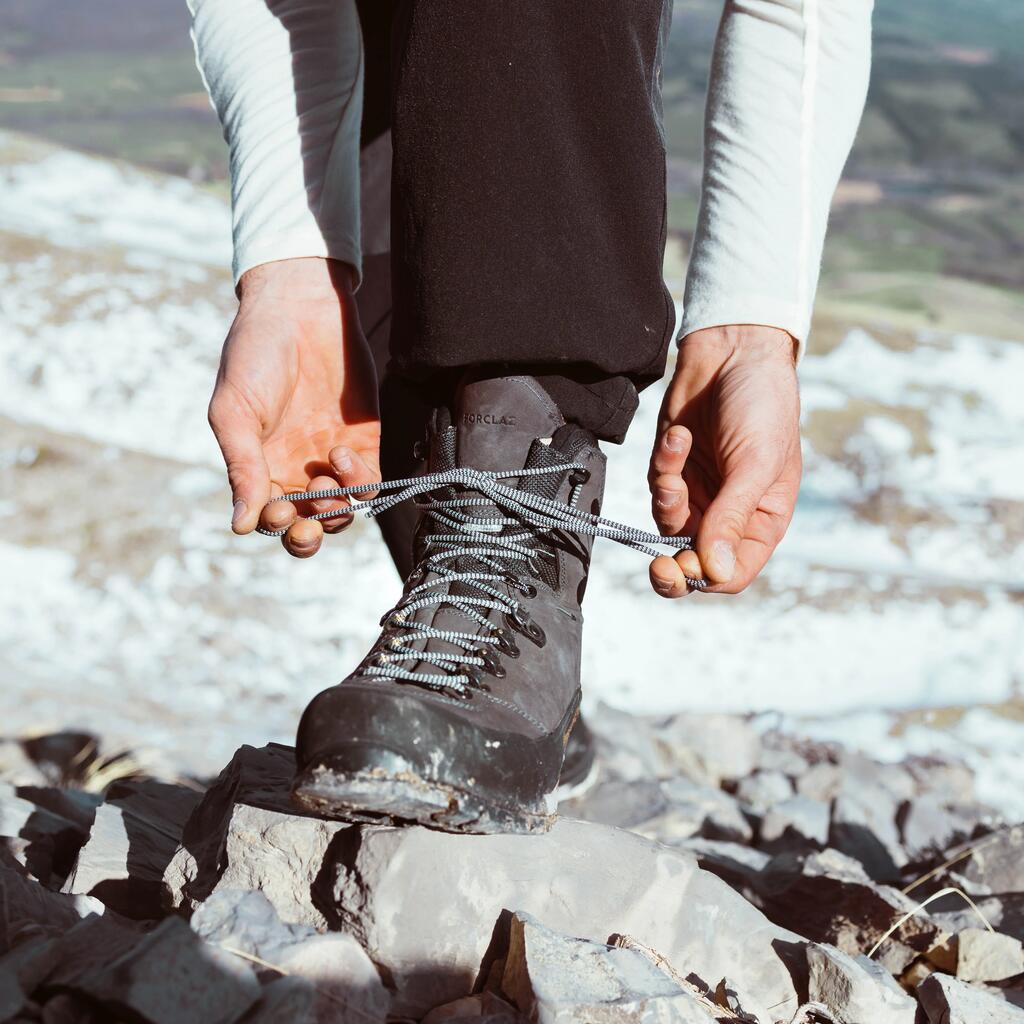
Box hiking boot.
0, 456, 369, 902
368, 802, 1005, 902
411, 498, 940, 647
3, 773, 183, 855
292, 375, 606, 833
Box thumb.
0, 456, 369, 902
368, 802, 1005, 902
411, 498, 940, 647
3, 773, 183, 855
208, 399, 271, 534
696, 458, 773, 584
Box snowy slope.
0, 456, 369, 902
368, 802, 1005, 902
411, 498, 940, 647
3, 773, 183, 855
1, 131, 1022, 807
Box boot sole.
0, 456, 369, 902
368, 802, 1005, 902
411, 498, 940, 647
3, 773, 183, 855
291, 763, 555, 835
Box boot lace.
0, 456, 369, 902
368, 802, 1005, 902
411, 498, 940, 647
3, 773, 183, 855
259, 465, 706, 698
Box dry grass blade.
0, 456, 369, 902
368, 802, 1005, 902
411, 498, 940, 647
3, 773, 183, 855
612, 934, 745, 1019
867, 885, 994, 959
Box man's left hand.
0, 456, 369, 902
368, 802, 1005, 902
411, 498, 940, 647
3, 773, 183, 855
647, 324, 802, 596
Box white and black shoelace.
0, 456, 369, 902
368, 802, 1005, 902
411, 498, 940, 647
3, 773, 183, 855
258, 465, 707, 697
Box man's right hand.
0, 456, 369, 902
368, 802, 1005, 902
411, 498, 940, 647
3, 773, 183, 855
208, 257, 381, 558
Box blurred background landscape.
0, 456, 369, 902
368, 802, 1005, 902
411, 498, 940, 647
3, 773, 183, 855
1, 1, 1021, 805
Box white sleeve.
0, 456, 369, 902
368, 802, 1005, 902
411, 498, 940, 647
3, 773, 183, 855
187, 0, 364, 287
679, 0, 872, 362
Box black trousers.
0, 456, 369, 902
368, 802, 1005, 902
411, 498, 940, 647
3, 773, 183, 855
357, 1, 674, 571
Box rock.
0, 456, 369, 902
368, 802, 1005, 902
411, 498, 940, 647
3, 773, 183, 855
0, 742, 50, 788
754, 849, 940, 974
585, 704, 684, 783
655, 713, 761, 784
564, 779, 669, 830
421, 992, 520, 1023
956, 927, 1024, 983
806, 943, 917, 1023
0, 862, 105, 952
954, 826, 1024, 895
837, 751, 916, 804
42, 913, 153, 992
62, 779, 201, 918
796, 763, 843, 803
830, 789, 907, 882
0, 783, 90, 887
757, 734, 813, 779
760, 796, 829, 850
501, 912, 719, 1023
240, 977, 317, 1024
898, 793, 986, 861
648, 778, 753, 844
191, 890, 389, 1022
904, 755, 975, 802
241, 979, 317, 1024
61, 917, 260, 1024
324, 817, 802, 1019
918, 971, 1024, 1023
39, 991, 104, 1023
163, 744, 350, 930
0, 935, 60, 1017
735, 770, 793, 812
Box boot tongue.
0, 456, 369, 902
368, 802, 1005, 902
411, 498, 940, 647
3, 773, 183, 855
454, 375, 565, 473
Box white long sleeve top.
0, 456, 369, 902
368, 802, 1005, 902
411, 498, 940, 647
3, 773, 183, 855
188, 0, 872, 363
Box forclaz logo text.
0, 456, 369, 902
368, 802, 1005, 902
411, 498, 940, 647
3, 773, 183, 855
462, 413, 517, 427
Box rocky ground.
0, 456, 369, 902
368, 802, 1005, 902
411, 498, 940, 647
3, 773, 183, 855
3, 708, 1024, 1023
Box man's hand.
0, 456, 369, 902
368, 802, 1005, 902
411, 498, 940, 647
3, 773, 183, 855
208, 257, 381, 558
647, 325, 801, 596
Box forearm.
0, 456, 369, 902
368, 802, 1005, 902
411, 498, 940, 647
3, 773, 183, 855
188, 0, 364, 287
680, 0, 873, 362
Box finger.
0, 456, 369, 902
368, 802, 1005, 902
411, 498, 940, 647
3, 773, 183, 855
259, 482, 297, 535
283, 516, 323, 559
648, 425, 692, 481
651, 472, 690, 537
208, 397, 271, 535
307, 474, 354, 535
329, 445, 382, 501
649, 426, 693, 536
649, 552, 703, 599
697, 457, 780, 586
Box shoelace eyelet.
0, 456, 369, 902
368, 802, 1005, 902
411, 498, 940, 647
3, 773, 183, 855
476, 646, 507, 678
494, 628, 521, 658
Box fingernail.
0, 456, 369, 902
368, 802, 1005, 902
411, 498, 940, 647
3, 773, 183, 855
333, 449, 352, 474
231, 499, 246, 526
711, 540, 736, 581
655, 489, 681, 509
665, 431, 686, 453
652, 577, 675, 595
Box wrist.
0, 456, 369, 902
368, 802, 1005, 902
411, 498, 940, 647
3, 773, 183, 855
680, 325, 798, 367
237, 257, 356, 307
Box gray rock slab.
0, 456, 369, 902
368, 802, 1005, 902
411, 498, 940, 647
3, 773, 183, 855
163, 745, 349, 930
955, 826, 1024, 895
899, 794, 986, 862
62, 779, 201, 919
0, 862, 105, 952
904, 755, 975, 802
66, 916, 260, 1024
956, 927, 1024, 983
421, 992, 521, 1023
325, 818, 803, 1020
806, 943, 916, 1023
918, 971, 1024, 1023
192, 890, 389, 1023
501, 912, 719, 1023
755, 849, 939, 974
240, 976, 317, 1024
736, 770, 794, 813
761, 796, 829, 849
656, 778, 753, 844
655, 713, 761, 784
563, 779, 669, 831
830, 789, 907, 882
0, 783, 90, 887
